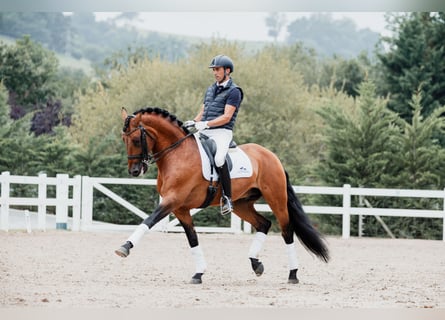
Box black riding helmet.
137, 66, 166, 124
208, 55, 234, 73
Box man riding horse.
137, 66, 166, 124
184, 54, 243, 215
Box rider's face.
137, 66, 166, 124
212, 67, 228, 84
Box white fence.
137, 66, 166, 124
81, 176, 245, 233
1, 171, 444, 241
0, 171, 81, 231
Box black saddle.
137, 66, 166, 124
198, 133, 235, 172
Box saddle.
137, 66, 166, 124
198, 133, 236, 173
194, 133, 252, 208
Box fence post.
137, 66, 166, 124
243, 221, 252, 233
81, 176, 93, 230
342, 184, 351, 239
230, 213, 242, 233
72, 175, 82, 232
56, 174, 69, 230
0, 171, 10, 231
37, 172, 47, 231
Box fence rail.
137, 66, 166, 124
1, 171, 444, 241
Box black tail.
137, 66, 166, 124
285, 171, 329, 262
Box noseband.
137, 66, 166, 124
124, 125, 154, 164
123, 115, 193, 167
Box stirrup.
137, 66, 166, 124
220, 195, 233, 216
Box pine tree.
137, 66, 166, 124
376, 92, 445, 239
384, 91, 445, 189
315, 80, 400, 188
314, 83, 445, 238
378, 13, 445, 121
311, 81, 400, 235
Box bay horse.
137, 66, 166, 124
115, 107, 329, 284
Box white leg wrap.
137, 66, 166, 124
286, 242, 299, 270
127, 224, 149, 247
248, 232, 267, 259
191, 245, 207, 274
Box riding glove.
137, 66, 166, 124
194, 121, 209, 131
184, 120, 209, 132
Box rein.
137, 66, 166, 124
124, 122, 193, 167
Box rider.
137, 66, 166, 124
185, 54, 243, 215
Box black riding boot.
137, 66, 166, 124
217, 162, 233, 215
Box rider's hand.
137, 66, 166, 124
194, 121, 209, 131
183, 120, 195, 129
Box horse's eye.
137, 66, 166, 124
132, 139, 141, 147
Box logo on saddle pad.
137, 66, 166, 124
194, 133, 253, 181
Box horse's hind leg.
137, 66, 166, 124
233, 199, 271, 277
259, 172, 300, 284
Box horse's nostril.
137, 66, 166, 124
129, 165, 140, 176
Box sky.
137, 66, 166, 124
94, 12, 390, 42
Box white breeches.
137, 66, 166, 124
201, 128, 233, 167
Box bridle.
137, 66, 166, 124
123, 115, 193, 167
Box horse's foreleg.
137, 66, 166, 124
177, 213, 207, 284
115, 204, 171, 258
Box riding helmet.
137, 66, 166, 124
208, 55, 234, 73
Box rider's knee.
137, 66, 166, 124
215, 155, 225, 167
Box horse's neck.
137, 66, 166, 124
155, 134, 200, 172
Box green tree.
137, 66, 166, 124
385, 91, 445, 189
0, 82, 9, 127
0, 12, 69, 52
314, 82, 445, 239
0, 35, 59, 110
315, 81, 400, 188
317, 53, 371, 98
284, 42, 322, 89
378, 13, 445, 121
313, 81, 400, 235
372, 91, 445, 239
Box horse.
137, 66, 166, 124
115, 107, 329, 284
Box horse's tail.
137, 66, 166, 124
285, 170, 329, 263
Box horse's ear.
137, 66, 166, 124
121, 107, 128, 121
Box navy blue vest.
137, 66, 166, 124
202, 79, 243, 130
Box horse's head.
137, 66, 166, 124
121, 108, 153, 177
121, 107, 190, 177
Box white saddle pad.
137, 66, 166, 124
194, 133, 253, 181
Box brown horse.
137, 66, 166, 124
115, 107, 329, 284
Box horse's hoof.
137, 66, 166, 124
115, 246, 129, 258
288, 268, 299, 284
288, 278, 299, 284
250, 258, 264, 276
190, 273, 203, 284
254, 263, 264, 276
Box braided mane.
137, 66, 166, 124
131, 107, 188, 132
